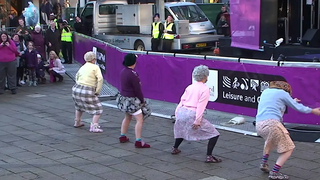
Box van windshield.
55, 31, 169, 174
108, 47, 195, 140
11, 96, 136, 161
170, 5, 208, 23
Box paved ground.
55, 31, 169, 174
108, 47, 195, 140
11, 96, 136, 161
1, 75, 320, 180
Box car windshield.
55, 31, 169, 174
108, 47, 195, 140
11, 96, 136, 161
170, 5, 208, 23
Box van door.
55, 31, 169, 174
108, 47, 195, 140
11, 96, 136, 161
80, 3, 94, 36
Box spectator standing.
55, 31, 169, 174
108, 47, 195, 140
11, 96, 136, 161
31, 25, 46, 59
45, 20, 61, 57
0, 32, 19, 94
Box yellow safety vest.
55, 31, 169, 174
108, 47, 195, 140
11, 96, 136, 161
163, 22, 174, 40
152, 22, 160, 38
61, 28, 72, 42
54, 19, 58, 29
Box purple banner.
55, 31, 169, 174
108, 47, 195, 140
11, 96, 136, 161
74, 34, 320, 126
230, 0, 261, 50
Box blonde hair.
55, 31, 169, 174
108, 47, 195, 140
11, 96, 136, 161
49, 51, 58, 59
84, 51, 96, 62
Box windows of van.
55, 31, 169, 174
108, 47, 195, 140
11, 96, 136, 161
99, 4, 116, 15
165, 9, 171, 19
170, 5, 208, 23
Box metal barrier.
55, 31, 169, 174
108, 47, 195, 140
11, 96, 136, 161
69, 33, 320, 141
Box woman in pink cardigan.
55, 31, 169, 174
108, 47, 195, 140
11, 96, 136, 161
0, 32, 18, 94
172, 65, 221, 163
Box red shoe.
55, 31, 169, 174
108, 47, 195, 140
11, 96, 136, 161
135, 141, 150, 148
119, 136, 129, 143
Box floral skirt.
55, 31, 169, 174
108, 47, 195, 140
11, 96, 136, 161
256, 119, 295, 153
72, 84, 103, 115
116, 94, 151, 119
174, 107, 220, 141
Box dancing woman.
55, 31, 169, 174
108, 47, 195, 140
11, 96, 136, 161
172, 65, 221, 163
256, 81, 320, 180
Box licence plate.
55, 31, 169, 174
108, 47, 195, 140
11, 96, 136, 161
196, 43, 207, 47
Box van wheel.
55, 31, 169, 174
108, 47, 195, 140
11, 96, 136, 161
134, 41, 145, 51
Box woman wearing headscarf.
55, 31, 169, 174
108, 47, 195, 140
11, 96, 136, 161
116, 53, 151, 148
256, 81, 320, 180
72, 51, 103, 133
172, 65, 221, 163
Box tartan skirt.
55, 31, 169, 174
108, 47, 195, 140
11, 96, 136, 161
72, 84, 103, 115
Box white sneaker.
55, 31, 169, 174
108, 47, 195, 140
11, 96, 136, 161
20, 80, 25, 85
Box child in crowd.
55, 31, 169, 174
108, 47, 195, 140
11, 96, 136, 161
21, 41, 39, 86
36, 54, 46, 84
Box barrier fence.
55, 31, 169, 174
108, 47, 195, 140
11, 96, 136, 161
73, 33, 320, 126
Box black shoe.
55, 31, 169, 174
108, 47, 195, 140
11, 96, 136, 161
58, 77, 64, 82
11, 89, 17, 94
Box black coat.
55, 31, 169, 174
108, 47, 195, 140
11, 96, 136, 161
45, 28, 61, 55
74, 22, 87, 35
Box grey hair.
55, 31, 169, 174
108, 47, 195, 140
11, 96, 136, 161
84, 51, 96, 62
192, 65, 209, 82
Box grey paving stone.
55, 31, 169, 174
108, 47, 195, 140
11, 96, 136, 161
0, 146, 25, 155
199, 176, 227, 180
97, 170, 140, 180
41, 164, 79, 176
0, 174, 27, 180
285, 157, 320, 170
102, 148, 137, 158
86, 155, 125, 165
76, 163, 113, 175
167, 168, 211, 180
17, 171, 39, 179
61, 171, 103, 180
39, 150, 74, 160
109, 161, 149, 174
133, 169, 176, 180
204, 167, 249, 179
178, 160, 221, 172
70, 150, 104, 159
145, 161, 183, 172
281, 166, 320, 179
57, 157, 92, 167
0, 134, 24, 143
9, 151, 42, 161
121, 153, 158, 165
218, 151, 260, 163
22, 144, 55, 154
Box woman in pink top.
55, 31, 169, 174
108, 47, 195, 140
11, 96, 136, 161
0, 32, 19, 94
172, 65, 221, 163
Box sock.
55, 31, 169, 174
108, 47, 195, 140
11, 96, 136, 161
136, 138, 141, 141
272, 164, 281, 173
120, 133, 125, 137
262, 154, 269, 164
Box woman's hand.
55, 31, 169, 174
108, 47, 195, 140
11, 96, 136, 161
5, 42, 9, 46
49, 68, 52, 71
311, 108, 320, 116
294, 98, 301, 102
192, 124, 200, 130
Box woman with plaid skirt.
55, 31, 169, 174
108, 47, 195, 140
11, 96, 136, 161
72, 51, 104, 133
256, 81, 320, 180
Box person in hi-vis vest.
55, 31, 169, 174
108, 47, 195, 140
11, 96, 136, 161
162, 15, 176, 53
61, 20, 73, 64
151, 13, 164, 52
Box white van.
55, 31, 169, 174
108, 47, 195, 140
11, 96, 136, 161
165, 2, 216, 34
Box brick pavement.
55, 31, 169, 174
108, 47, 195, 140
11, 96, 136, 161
1, 76, 320, 180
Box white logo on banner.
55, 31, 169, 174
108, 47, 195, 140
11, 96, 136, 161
260, 81, 269, 92
232, 77, 240, 89
222, 76, 231, 88
240, 78, 249, 90
250, 79, 259, 91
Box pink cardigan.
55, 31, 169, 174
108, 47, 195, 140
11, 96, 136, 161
175, 81, 210, 125
0, 40, 18, 62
